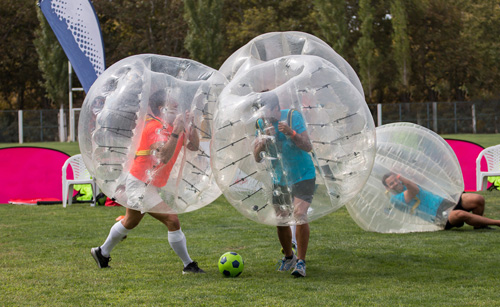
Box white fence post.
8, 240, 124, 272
18, 110, 23, 144
472, 103, 477, 134
432, 102, 438, 132
58, 106, 67, 142
377, 103, 382, 127
71, 108, 81, 142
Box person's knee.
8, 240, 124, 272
451, 210, 469, 222
167, 214, 180, 227
157, 213, 180, 230
476, 194, 485, 207
293, 199, 310, 217
121, 217, 141, 229
121, 209, 144, 229
464, 193, 485, 207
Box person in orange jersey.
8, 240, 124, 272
91, 90, 205, 274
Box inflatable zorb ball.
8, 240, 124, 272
79, 54, 227, 214
211, 55, 376, 226
219, 31, 364, 96
346, 123, 464, 233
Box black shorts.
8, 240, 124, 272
272, 178, 316, 206
444, 195, 468, 230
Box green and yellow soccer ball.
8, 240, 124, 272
218, 252, 244, 277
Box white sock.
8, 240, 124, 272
168, 229, 192, 267
291, 225, 297, 246
100, 221, 130, 257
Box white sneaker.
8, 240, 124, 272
277, 254, 297, 271
291, 259, 306, 277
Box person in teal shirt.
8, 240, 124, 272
390, 185, 445, 223
382, 172, 500, 230
253, 91, 315, 277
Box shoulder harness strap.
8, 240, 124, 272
287, 108, 297, 128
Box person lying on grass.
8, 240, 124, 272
382, 172, 500, 230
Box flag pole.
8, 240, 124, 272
68, 61, 73, 142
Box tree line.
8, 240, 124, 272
1, 0, 499, 110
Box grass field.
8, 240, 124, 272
2, 193, 500, 306
1, 134, 499, 306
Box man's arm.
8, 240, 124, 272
186, 124, 200, 151
399, 176, 420, 203
278, 122, 312, 152
159, 114, 184, 164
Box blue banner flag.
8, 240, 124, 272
39, 0, 105, 93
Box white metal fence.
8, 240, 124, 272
0, 100, 498, 143
369, 100, 500, 134
0, 107, 81, 143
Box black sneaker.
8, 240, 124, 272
182, 261, 205, 274
474, 225, 496, 230
91, 247, 111, 268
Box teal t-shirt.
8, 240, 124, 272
390, 186, 444, 222
256, 109, 316, 185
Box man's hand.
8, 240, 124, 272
253, 136, 269, 162
278, 121, 293, 136
185, 111, 200, 151
172, 113, 185, 134
263, 125, 276, 136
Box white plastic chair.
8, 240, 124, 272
476, 144, 500, 191
62, 154, 99, 207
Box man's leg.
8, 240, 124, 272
295, 223, 310, 261
277, 226, 293, 257
448, 210, 500, 228
293, 198, 310, 261
291, 198, 310, 277
102, 208, 143, 255
91, 208, 143, 268
149, 209, 203, 273
460, 193, 485, 216
276, 225, 297, 271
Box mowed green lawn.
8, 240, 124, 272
1, 134, 499, 306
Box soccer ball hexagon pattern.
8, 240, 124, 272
218, 252, 244, 277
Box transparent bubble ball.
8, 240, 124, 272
211, 55, 376, 226
346, 123, 464, 233
219, 31, 364, 96
79, 54, 227, 213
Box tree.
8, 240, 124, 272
34, 5, 68, 108
0, 1, 45, 110
408, 0, 465, 102
223, 0, 318, 58
92, 0, 189, 67
458, 0, 500, 99
313, 0, 349, 57
355, 0, 381, 102
183, 0, 225, 68
390, 0, 411, 100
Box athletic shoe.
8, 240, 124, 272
280, 243, 297, 255
474, 225, 496, 230
291, 259, 306, 277
182, 261, 206, 274
277, 254, 297, 271
91, 247, 111, 268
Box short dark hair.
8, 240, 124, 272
149, 90, 166, 116
381, 172, 396, 187
259, 91, 280, 111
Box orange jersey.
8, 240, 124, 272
129, 115, 184, 187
